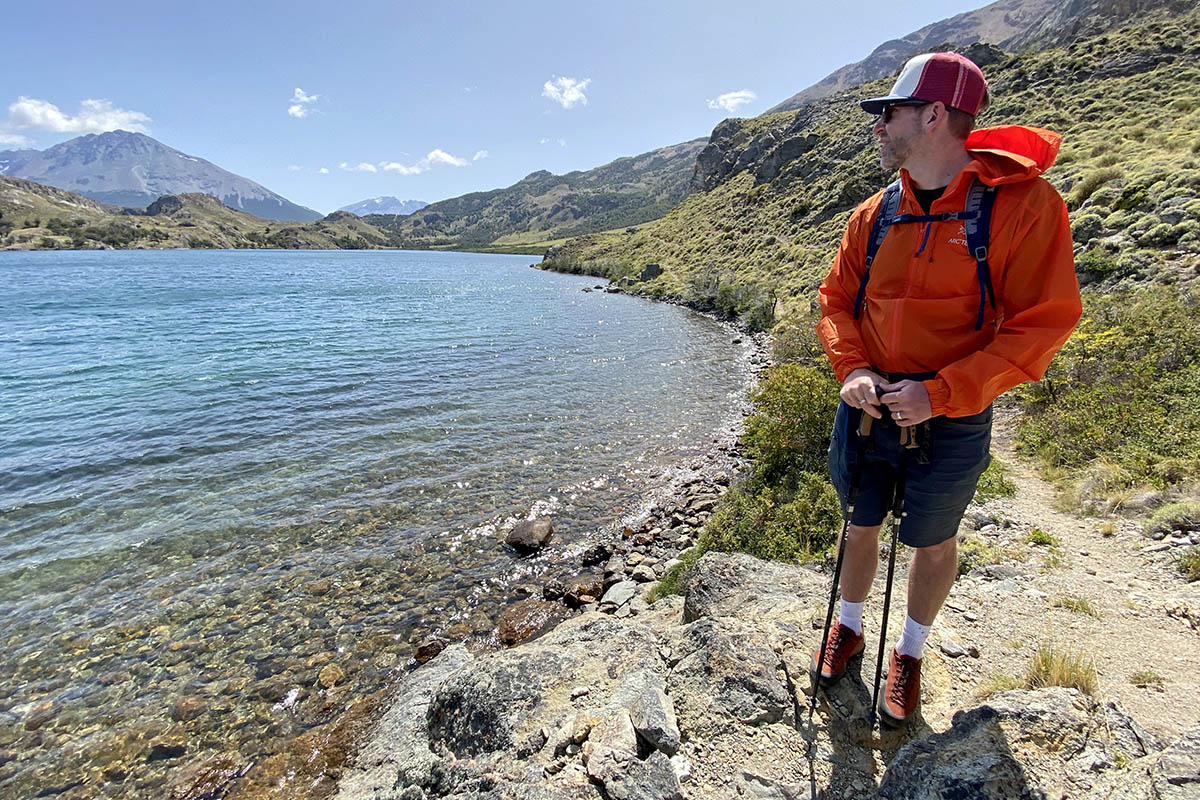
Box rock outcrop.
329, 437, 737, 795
334, 552, 1194, 799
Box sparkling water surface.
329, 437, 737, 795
0, 249, 750, 798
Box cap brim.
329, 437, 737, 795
859, 96, 919, 115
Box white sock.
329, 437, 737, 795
895, 615, 932, 659
839, 599, 865, 635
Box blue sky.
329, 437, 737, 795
1, 0, 988, 213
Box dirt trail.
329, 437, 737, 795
871, 407, 1200, 743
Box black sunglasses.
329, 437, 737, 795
880, 102, 931, 124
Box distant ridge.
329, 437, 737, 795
0, 131, 322, 222
764, 0, 1057, 114
339, 196, 429, 216
365, 138, 707, 249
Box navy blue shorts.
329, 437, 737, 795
827, 401, 992, 548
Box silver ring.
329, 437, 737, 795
896, 412, 904, 420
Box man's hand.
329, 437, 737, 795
840, 368, 885, 419
879, 380, 933, 427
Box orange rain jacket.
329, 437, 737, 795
816, 125, 1083, 418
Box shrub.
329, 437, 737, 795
742, 363, 840, 484
958, 533, 1002, 576
1071, 213, 1106, 243
1068, 167, 1122, 207
1027, 528, 1057, 546
699, 475, 841, 564
1179, 547, 1200, 582
975, 457, 1016, 502
1144, 501, 1200, 537
1016, 288, 1200, 499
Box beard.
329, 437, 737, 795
879, 134, 913, 170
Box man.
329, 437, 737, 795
812, 52, 1082, 727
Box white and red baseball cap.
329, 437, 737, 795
860, 52, 989, 116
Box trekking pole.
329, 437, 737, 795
808, 409, 874, 724
868, 448, 908, 728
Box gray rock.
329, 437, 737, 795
601, 581, 639, 609
506, 518, 554, 553
938, 638, 970, 658
734, 770, 807, 799
630, 564, 657, 583
1083, 724, 1199, 799
668, 617, 788, 728
601, 751, 682, 800
682, 552, 825, 624
582, 711, 639, 785
628, 683, 680, 756
332, 644, 474, 799
879, 689, 1154, 800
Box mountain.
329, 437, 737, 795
764, 0, 1058, 114
543, 1, 1200, 323
339, 197, 428, 216
0, 131, 322, 222
0, 177, 398, 250
764, 0, 1198, 115
362, 138, 708, 251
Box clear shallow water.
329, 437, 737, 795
0, 249, 750, 798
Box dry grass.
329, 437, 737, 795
979, 643, 1099, 698
1050, 595, 1103, 618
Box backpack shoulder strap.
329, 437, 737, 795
853, 179, 903, 321
963, 180, 999, 330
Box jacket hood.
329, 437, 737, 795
965, 125, 1061, 185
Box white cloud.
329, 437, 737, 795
288, 164, 303, 171
538, 138, 567, 147
318, 167, 329, 174
706, 90, 757, 113
542, 76, 590, 109
426, 149, 467, 167
557, 138, 567, 148
340, 161, 378, 173
0, 131, 33, 147
380, 161, 422, 175
539, 137, 550, 144
8, 96, 151, 134
472, 150, 489, 161
377, 149, 470, 176
288, 87, 320, 119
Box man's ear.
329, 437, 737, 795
924, 101, 947, 131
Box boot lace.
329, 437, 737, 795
889, 656, 917, 705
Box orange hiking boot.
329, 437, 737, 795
810, 623, 865, 687
878, 648, 921, 727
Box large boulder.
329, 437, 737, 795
878, 688, 1159, 799
1083, 724, 1200, 800
497, 598, 569, 646
506, 517, 555, 553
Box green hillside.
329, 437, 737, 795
363, 138, 707, 250
0, 178, 402, 251
543, 7, 1200, 324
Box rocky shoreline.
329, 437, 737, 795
326, 550, 1198, 799
185, 317, 773, 800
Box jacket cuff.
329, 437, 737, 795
924, 377, 951, 417
836, 361, 873, 383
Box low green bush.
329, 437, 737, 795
742, 363, 840, 485
1145, 501, 1200, 537
1016, 288, 1200, 500
699, 475, 841, 564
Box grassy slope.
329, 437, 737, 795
0, 180, 408, 251
544, 7, 1200, 322
362, 139, 707, 250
